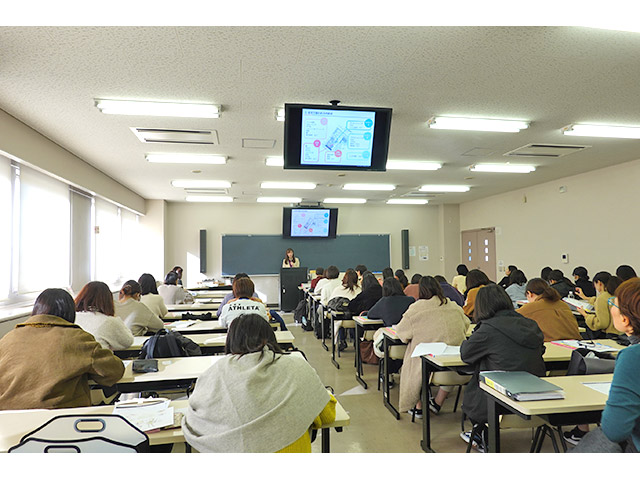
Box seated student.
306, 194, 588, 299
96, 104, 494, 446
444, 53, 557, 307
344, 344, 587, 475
616, 264, 637, 282
115, 280, 165, 336
369, 277, 416, 327
571, 278, 640, 453
504, 269, 528, 307
182, 314, 336, 452
310, 267, 325, 291
451, 264, 469, 294
329, 269, 362, 350
395, 269, 409, 290
138, 273, 168, 318
217, 273, 250, 317
572, 266, 596, 298
378, 266, 394, 286
158, 271, 194, 305
434, 275, 464, 307
459, 285, 545, 452
349, 271, 382, 315
575, 272, 622, 338
0, 288, 124, 410
540, 266, 553, 283
218, 277, 269, 328
404, 273, 422, 300
395, 276, 470, 419
75, 281, 134, 350
172, 265, 184, 285
516, 278, 581, 341
462, 269, 491, 319
548, 269, 575, 298
497, 264, 517, 289
319, 265, 343, 306
355, 264, 368, 285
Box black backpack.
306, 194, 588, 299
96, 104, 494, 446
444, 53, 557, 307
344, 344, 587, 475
140, 329, 202, 359
566, 347, 616, 376
327, 296, 351, 314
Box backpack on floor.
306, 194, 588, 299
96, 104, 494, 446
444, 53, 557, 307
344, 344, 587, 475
140, 329, 202, 359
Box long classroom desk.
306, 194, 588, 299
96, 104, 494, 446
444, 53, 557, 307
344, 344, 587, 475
481, 373, 613, 453
419, 339, 624, 453
163, 319, 279, 334
353, 316, 383, 389
115, 330, 296, 358
166, 303, 221, 312
0, 398, 351, 453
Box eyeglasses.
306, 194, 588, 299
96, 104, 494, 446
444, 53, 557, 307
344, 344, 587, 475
607, 297, 619, 309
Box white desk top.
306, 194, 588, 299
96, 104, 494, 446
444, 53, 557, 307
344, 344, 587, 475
479, 373, 613, 416
125, 330, 295, 350
117, 355, 222, 384
0, 398, 350, 453
166, 303, 220, 312
354, 315, 384, 326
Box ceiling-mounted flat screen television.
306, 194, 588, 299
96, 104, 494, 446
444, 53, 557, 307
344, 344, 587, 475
283, 207, 338, 239
283, 103, 392, 171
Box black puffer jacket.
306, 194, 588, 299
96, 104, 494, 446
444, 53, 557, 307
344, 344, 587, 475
460, 309, 546, 424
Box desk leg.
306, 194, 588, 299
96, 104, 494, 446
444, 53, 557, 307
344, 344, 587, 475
486, 396, 501, 453
421, 357, 435, 453
321, 306, 328, 351
321, 427, 330, 453
382, 335, 400, 420
331, 316, 340, 369
355, 323, 367, 389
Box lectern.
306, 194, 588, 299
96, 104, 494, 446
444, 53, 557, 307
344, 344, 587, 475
279, 267, 308, 311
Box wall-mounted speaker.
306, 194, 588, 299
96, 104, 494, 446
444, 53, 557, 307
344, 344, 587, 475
199, 229, 207, 273
401, 229, 409, 269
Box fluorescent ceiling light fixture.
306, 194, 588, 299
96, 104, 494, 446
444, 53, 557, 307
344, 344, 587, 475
386, 160, 442, 171
146, 154, 227, 165
95, 99, 220, 118
324, 198, 367, 204
580, 25, 640, 34
171, 180, 231, 188
387, 199, 429, 205
257, 197, 302, 203
265, 156, 284, 166
419, 185, 470, 193
185, 196, 233, 202
261, 181, 316, 190
427, 116, 529, 133
562, 124, 640, 139
343, 183, 395, 191
275, 108, 285, 122
470, 164, 536, 173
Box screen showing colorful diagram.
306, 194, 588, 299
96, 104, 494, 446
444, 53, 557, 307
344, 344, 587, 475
301, 108, 376, 167
290, 208, 331, 237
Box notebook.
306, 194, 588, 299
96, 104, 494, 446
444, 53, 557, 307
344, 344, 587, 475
480, 371, 564, 401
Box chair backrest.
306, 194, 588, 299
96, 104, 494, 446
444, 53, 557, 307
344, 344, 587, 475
9, 414, 149, 453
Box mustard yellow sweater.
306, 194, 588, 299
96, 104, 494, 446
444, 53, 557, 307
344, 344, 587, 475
276, 395, 337, 453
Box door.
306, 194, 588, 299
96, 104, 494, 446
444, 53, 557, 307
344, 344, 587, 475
461, 228, 497, 282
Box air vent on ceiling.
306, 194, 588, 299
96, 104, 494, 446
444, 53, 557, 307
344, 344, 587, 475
242, 138, 276, 149
130, 128, 219, 145
184, 188, 229, 195
462, 148, 494, 157
403, 191, 437, 198
504, 144, 589, 158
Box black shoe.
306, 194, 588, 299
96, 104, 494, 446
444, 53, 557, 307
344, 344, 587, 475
428, 397, 441, 415
563, 426, 588, 446
338, 340, 348, 351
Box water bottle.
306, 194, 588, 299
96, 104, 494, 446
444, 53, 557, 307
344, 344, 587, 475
568, 291, 574, 299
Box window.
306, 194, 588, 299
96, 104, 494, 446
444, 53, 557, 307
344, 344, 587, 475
94, 198, 121, 287
18, 165, 70, 294
70, 190, 93, 293
120, 208, 141, 281
0, 156, 12, 300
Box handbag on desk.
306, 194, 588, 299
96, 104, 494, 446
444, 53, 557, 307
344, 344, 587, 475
566, 347, 616, 376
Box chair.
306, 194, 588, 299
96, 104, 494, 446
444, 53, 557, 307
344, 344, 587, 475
9, 414, 150, 453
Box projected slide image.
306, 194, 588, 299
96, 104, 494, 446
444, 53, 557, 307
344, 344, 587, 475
290, 209, 330, 237
301, 108, 375, 167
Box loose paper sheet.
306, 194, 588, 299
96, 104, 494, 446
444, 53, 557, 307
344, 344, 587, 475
411, 342, 460, 358
113, 398, 174, 432
582, 382, 612, 396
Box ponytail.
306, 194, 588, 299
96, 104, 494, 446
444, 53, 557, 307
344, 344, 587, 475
119, 280, 142, 301
526, 278, 560, 302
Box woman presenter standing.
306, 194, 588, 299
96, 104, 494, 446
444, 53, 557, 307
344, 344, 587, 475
282, 248, 300, 268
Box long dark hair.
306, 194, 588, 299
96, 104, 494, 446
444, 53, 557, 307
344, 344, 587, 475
361, 271, 379, 292
526, 278, 561, 302
395, 269, 409, 289
382, 277, 405, 297
473, 284, 514, 323
342, 269, 359, 292
75, 281, 115, 316
225, 314, 283, 359
509, 269, 527, 287
466, 269, 490, 291
32, 288, 76, 324
138, 273, 159, 295
419, 276, 447, 306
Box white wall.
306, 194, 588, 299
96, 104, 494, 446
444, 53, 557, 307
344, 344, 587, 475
165, 202, 458, 303
460, 156, 640, 280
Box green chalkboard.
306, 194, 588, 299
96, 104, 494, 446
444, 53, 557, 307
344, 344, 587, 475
221, 234, 390, 275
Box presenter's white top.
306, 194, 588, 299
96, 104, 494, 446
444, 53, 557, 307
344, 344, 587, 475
282, 258, 300, 268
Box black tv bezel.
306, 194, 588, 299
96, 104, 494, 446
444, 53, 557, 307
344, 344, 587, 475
282, 206, 338, 239
283, 103, 392, 172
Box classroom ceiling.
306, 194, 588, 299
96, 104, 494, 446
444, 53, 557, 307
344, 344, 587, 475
1, 26, 640, 206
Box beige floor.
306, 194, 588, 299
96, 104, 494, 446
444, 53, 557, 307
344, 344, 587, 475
285, 315, 565, 454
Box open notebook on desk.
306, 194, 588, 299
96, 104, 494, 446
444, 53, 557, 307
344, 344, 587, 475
412, 342, 460, 358
563, 297, 594, 312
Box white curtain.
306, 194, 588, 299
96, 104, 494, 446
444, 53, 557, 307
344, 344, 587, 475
0, 156, 12, 300
70, 190, 93, 294
18, 165, 71, 293
94, 198, 121, 287
120, 209, 141, 282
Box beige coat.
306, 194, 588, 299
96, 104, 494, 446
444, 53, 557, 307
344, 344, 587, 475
584, 292, 622, 335
395, 298, 470, 412
0, 315, 124, 410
